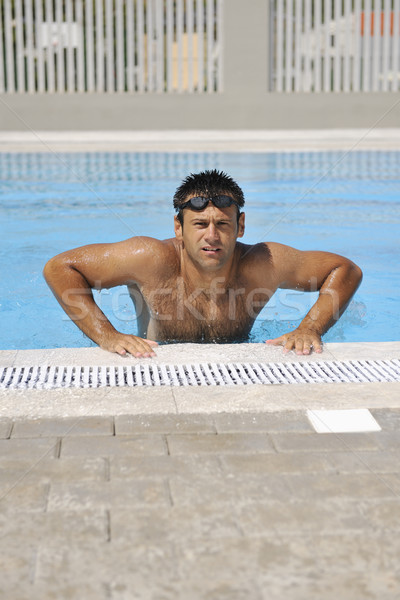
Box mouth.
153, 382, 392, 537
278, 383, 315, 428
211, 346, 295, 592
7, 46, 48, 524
202, 247, 221, 254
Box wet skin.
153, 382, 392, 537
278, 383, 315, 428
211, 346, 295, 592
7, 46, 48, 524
43, 202, 363, 357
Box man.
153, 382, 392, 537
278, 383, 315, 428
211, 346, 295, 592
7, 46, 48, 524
44, 169, 362, 358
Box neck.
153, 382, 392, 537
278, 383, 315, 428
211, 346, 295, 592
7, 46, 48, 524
179, 247, 237, 290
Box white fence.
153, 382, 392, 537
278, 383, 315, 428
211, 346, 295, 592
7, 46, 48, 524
0, 0, 222, 94
272, 0, 400, 92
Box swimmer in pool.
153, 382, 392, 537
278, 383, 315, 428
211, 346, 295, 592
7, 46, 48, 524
43, 169, 362, 357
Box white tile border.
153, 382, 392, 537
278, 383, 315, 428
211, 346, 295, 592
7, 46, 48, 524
307, 409, 382, 433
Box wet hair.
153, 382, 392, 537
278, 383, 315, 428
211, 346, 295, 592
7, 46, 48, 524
173, 169, 245, 225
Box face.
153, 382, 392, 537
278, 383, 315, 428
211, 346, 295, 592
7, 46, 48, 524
174, 200, 245, 272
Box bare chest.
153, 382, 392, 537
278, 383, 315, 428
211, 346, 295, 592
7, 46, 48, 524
138, 278, 271, 342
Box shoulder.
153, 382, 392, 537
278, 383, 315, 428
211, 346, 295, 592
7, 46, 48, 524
92, 236, 178, 286
236, 242, 305, 288
118, 236, 178, 269
236, 241, 274, 264
114, 236, 177, 258
235, 242, 275, 287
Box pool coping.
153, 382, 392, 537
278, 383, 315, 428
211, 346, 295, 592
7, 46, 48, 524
1, 128, 400, 152
1, 342, 400, 419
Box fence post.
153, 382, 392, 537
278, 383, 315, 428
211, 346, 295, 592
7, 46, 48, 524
222, 0, 270, 96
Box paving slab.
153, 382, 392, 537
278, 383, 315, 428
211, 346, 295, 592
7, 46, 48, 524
0, 418, 12, 438
235, 499, 369, 535
213, 410, 313, 433
169, 474, 291, 506
0, 544, 36, 592
47, 480, 171, 511
170, 533, 400, 599
167, 432, 275, 455
325, 449, 400, 474
270, 431, 381, 453
60, 434, 167, 458
0, 482, 49, 512
374, 431, 400, 451
0, 437, 59, 460
11, 416, 114, 438
252, 533, 400, 599
110, 505, 243, 544
110, 454, 223, 480
0, 457, 107, 485
0, 509, 108, 543
114, 413, 216, 435
370, 408, 400, 430
220, 452, 333, 475
283, 472, 400, 500
7, 532, 400, 599
359, 499, 400, 531
34, 541, 182, 600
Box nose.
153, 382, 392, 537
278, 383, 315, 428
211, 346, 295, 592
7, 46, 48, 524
204, 223, 219, 243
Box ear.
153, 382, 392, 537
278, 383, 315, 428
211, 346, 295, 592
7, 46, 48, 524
237, 212, 245, 238
174, 215, 183, 241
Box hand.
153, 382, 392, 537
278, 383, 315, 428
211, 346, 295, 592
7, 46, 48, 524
100, 333, 158, 357
265, 327, 322, 355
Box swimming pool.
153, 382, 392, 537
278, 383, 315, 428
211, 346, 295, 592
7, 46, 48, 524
1, 150, 399, 350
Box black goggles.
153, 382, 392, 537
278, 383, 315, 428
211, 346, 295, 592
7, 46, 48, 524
179, 195, 239, 211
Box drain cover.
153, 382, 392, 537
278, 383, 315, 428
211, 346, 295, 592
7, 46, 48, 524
1, 359, 399, 389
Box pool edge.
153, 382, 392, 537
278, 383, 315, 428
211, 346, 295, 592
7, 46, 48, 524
1, 342, 400, 419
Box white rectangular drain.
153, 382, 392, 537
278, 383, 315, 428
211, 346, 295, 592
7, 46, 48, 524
307, 409, 382, 433
1, 358, 400, 390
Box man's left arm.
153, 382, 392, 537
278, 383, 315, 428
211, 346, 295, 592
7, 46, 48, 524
265, 244, 363, 354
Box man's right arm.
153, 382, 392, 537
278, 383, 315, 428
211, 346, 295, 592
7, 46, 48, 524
43, 238, 159, 357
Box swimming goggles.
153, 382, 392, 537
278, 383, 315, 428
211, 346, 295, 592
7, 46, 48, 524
179, 195, 239, 211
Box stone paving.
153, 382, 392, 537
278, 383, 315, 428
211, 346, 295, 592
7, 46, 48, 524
1, 408, 400, 599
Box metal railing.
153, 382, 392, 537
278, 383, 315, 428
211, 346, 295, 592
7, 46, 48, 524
272, 0, 400, 92
0, 0, 222, 94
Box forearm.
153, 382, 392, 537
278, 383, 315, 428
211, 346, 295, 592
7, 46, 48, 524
299, 262, 363, 335
266, 246, 363, 354
43, 260, 117, 346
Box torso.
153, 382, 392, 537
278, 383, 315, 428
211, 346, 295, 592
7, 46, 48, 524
128, 239, 276, 342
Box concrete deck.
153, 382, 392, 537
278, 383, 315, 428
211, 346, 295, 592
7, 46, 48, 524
1, 341, 400, 599
1, 128, 400, 153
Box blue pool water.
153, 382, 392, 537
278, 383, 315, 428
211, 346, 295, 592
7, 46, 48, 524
1, 150, 399, 350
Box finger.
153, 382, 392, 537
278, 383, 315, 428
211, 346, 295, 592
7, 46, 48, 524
130, 339, 158, 353
114, 345, 128, 356
131, 347, 156, 358
301, 339, 312, 355
295, 337, 305, 355
131, 349, 156, 358
283, 337, 295, 354
265, 336, 285, 346
126, 339, 157, 357
312, 338, 323, 353
146, 340, 159, 347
